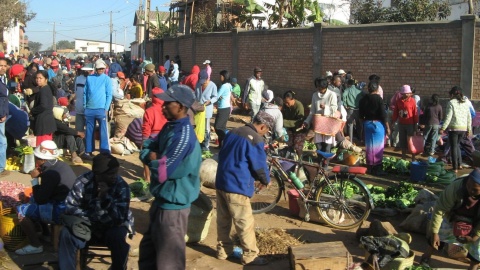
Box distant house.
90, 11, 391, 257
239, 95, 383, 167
365, 0, 471, 21
74, 38, 125, 54
2, 21, 28, 56
132, 10, 170, 59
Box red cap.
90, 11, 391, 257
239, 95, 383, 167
158, 66, 166, 72
9, 64, 24, 79
52, 52, 57, 56
75, 63, 81, 69
0, 52, 4, 58
51, 59, 59, 67
58, 97, 69, 107
117, 72, 125, 79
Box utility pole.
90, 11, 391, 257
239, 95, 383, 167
124, 26, 127, 53
143, 0, 151, 60
52, 22, 56, 51
114, 30, 117, 54
110, 11, 113, 55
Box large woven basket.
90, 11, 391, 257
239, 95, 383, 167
0, 202, 26, 251
313, 114, 345, 136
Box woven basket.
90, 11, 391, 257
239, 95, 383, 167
364, 250, 415, 270
313, 114, 345, 136
0, 202, 26, 251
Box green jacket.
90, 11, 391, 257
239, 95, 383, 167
342, 85, 364, 109
281, 100, 305, 129
430, 176, 480, 237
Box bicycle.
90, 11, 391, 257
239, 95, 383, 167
251, 149, 374, 230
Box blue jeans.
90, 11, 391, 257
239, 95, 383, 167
0, 121, 5, 172
58, 226, 129, 270
85, 108, 110, 154
423, 125, 439, 154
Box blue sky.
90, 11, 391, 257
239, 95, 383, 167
25, 0, 170, 51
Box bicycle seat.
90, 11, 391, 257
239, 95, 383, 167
316, 150, 335, 160
332, 165, 367, 175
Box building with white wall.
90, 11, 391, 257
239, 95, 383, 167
377, 0, 471, 21
74, 38, 125, 54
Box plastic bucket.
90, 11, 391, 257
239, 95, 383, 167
410, 161, 428, 182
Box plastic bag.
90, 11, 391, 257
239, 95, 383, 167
408, 133, 424, 154
22, 154, 35, 174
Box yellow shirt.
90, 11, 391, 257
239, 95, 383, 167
130, 84, 143, 99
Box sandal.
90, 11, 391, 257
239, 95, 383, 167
72, 156, 83, 164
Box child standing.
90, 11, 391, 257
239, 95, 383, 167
421, 94, 442, 156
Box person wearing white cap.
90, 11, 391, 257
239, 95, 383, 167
15, 140, 76, 255
83, 60, 113, 159
203, 59, 211, 79
74, 63, 94, 134
391, 85, 418, 161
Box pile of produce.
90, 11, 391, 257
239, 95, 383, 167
303, 141, 316, 151
255, 228, 302, 256
366, 182, 418, 209
5, 156, 21, 171
0, 181, 28, 208
201, 151, 213, 159
129, 178, 149, 198
382, 157, 410, 175
425, 161, 456, 185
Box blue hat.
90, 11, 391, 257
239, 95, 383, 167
231, 77, 237, 84
155, 85, 195, 108
470, 168, 480, 184
199, 70, 209, 85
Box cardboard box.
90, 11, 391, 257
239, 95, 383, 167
289, 241, 351, 270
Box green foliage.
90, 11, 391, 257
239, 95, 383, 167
28, 41, 42, 53
0, 0, 35, 30
382, 157, 410, 174
129, 178, 150, 198
150, 8, 174, 38
367, 182, 418, 209
192, 6, 216, 33
323, 181, 359, 199
351, 0, 451, 24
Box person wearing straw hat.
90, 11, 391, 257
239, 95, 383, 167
15, 140, 76, 255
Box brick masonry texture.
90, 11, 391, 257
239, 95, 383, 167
147, 20, 477, 105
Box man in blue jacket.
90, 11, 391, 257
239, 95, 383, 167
83, 59, 113, 159
215, 111, 273, 266
138, 85, 201, 270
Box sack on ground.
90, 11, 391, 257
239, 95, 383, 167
110, 137, 139, 155
399, 202, 435, 234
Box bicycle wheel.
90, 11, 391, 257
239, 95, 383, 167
314, 175, 371, 229
251, 169, 283, 214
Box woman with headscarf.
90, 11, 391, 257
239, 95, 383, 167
359, 81, 390, 175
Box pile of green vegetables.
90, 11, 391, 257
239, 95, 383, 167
129, 178, 149, 198
323, 182, 360, 199
382, 157, 410, 175
201, 151, 213, 159
366, 182, 418, 209
425, 161, 456, 185
303, 141, 316, 151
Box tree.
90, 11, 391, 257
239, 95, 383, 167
56, 40, 75, 50
350, 0, 451, 24
0, 0, 35, 30
28, 41, 42, 53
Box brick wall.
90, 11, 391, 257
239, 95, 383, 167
321, 22, 462, 102
474, 22, 480, 100
148, 19, 478, 105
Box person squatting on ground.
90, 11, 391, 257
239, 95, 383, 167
15, 140, 76, 255
421, 168, 480, 270
138, 85, 201, 270
215, 111, 274, 266
58, 153, 134, 270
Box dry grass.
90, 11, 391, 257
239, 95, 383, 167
255, 228, 303, 256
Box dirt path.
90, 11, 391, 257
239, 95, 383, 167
0, 116, 473, 269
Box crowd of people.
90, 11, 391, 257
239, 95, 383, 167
1, 49, 480, 269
